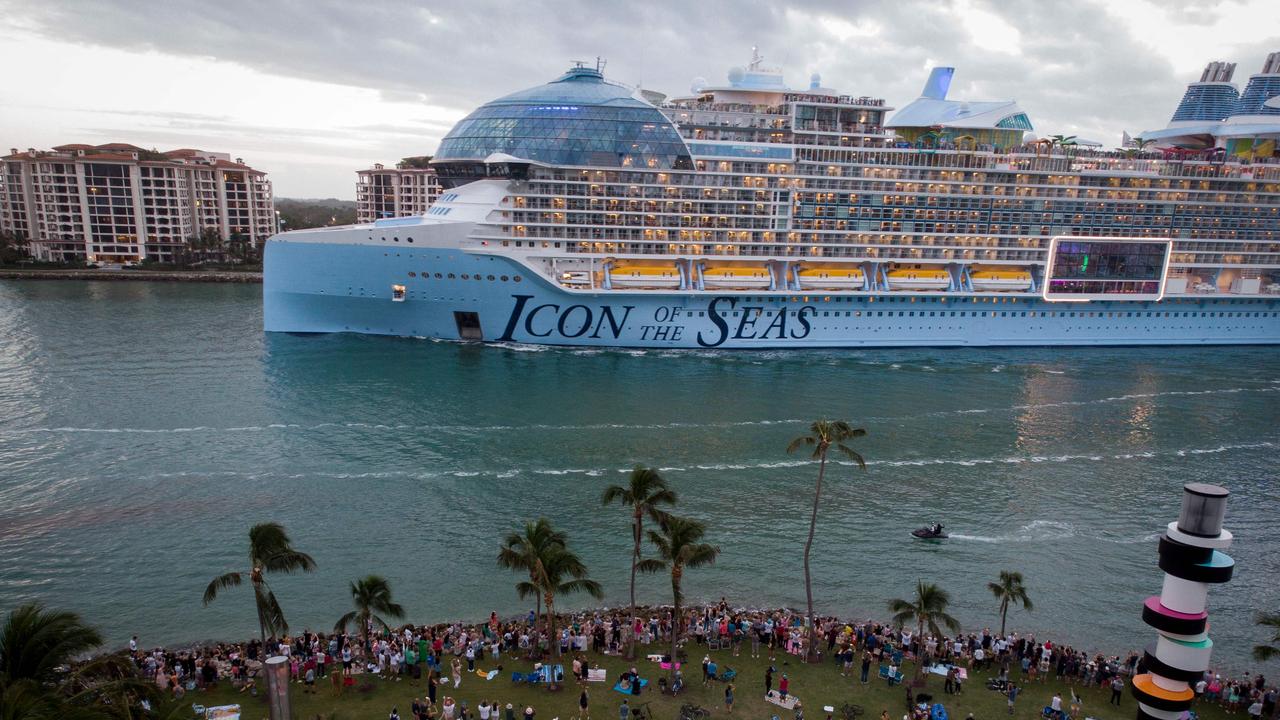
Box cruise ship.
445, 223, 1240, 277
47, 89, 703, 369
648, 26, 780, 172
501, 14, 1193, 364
264, 52, 1280, 348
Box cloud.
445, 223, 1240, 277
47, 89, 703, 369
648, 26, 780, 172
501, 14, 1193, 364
1, 0, 1276, 196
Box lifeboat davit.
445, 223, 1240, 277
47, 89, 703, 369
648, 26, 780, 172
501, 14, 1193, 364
887, 265, 950, 291
970, 267, 1033, 292
609, 264, 681, 289
797, 265, 865, 290
701, 264, 772, 289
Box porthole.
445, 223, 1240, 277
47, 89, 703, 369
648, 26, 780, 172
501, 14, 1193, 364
447, 273, 456, 279
461, 274, 470, 279
435, 273, 442, 279
408, 272, 416, 277
514, 275, 522, 282
407, 238, 414, 243
394, 237, 399, 242
500, 275, 509, 281
487, 275, 495, 281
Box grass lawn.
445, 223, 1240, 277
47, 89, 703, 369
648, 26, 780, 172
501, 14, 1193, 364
188, 641, 1227, 720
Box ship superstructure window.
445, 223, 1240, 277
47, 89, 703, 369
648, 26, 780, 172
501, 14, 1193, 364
1044, 238, 1171, 301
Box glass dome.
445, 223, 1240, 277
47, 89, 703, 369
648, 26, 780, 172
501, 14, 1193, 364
435, 66, 692, 170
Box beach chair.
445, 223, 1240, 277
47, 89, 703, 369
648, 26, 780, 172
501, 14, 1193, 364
527, 674, 542, 686
706, 638, 721, 650
878, 665, 891, 680
717, 668, 737, 682
892, 651, 904, 665
511, 672, 525, 683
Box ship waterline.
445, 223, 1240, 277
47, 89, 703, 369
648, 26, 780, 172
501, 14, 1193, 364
264, 56, 1280, 346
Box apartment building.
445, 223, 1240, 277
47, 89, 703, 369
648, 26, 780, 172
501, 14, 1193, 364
0, 143, 274, 263
355, 157, 441, 224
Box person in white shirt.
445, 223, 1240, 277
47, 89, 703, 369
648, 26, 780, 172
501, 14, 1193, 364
129, 636, 138, 653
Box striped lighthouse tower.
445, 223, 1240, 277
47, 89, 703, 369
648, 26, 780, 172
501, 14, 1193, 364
1133, 483, 1235, 720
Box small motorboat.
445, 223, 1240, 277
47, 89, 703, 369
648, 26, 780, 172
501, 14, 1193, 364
912, 523, 948, 539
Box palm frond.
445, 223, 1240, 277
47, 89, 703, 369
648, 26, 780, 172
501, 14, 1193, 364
635, 558, 667, 574
256, 585, 289, 638
259, 549, 317, 574
559, 578, 605, 600
786, 436, 814, 454
835, 443, 867, 469
202, 572, 242, 606
334, 610, 358, 635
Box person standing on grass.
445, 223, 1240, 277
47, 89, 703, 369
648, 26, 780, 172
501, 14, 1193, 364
579, 687, 590, 719
726, 681, 735, 713
618, 699, 629, 720
766, 664, 775, 696
861, 651, 872, 684
779, 674, 790, 701
1007, 682, 1019, 715
1110, 675, 1124, 706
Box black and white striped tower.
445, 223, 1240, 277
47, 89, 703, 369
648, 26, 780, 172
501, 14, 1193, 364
1133, 483, 1235, 720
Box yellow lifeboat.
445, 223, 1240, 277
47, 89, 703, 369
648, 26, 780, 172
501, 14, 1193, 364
797, 265, 865, 290
609, 263, 681, 289
886, 264, 950, 291
970, 266, 1033, 292
701, 264, 772, 289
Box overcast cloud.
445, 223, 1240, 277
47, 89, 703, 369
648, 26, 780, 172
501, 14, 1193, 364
1, 0, 1277, 198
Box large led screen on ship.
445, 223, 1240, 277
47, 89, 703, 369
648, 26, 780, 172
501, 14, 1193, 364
1043, 237, 1172, 302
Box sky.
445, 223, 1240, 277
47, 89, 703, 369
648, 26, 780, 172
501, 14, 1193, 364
1, 0, 1278, 199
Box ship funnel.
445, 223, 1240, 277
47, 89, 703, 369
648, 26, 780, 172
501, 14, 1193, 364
920, 67, 954, 100
1198, 61, 1236, 83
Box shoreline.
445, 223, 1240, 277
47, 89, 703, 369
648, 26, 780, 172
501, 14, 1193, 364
0, 268, 262, 283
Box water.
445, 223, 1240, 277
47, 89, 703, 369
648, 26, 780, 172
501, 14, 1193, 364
0, 280, 1276, 671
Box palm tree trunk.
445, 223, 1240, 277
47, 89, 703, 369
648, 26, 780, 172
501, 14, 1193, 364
915, 618, 926, 684
628, 509, 641, 660
999, 599, 1008, 637
669, 572, 681, 683
253, 578, 280, 720
546, 592, 559, 660
803, 452, 826, 663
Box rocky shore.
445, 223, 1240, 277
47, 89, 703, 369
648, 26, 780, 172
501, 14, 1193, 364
0, 268, 262, 282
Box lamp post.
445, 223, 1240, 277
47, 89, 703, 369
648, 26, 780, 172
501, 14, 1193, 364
265, 655, 293, 720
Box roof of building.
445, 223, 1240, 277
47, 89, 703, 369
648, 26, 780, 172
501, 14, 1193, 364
885, 67, 1033, 131
434, 65, 692, 169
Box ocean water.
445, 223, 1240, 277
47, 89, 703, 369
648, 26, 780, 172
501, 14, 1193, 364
0, 279, 1276, 670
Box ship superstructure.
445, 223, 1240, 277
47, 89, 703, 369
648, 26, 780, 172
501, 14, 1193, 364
264, 54, 1280, 348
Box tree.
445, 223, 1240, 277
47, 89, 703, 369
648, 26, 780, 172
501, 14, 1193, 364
0, 231, 30, 266
334, 575, 406, 650
888, 581, 961, 684
787, 420, 867, 662
203, 522, 316, 720
1255, 613, 1280, 720
643, 515, 720, 681
497, 518, 603, 660
0, 603, 158, 719
987, 570, 1033, 637
601, 466, 678, 659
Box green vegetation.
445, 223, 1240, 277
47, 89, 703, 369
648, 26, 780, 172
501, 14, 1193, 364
0, 603, 159, 719
644, 515, 720, 681
497, 519, 603, 660
601, 466, 678, 660
275, 198, 357, 230
0, 230, 32, 265
787, 420, 867, 663
335, 576, 406, 650
203, 522, 316, 719
397, 156, 434, 170
988, 571, 1034, 637
888, 580, 962, 684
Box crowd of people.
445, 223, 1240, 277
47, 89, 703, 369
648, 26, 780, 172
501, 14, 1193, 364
120, 600, 1277, 720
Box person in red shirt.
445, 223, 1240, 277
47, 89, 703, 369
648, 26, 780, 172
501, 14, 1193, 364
780, 675, 790, 700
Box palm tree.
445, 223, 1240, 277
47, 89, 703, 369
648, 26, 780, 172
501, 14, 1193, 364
601, 466, 678, 659
0, 603, 158, 719
496, 518, 566, 631
787, 420, 866, 662
987, 570, 1033, 636
202, 522, 315, 720
1255, 613, 1280, 720
644, 515, 720, 681
335, 575, 406, 650
888, 581, 961, 684
497, 518, 603, 660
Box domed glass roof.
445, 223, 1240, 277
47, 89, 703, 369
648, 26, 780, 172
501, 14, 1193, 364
435, 66, 692, 169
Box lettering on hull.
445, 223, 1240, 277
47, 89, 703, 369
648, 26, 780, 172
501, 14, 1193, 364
498, 294, 815, 347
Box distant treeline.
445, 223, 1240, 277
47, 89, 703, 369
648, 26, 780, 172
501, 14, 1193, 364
276, 198, 357, 230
